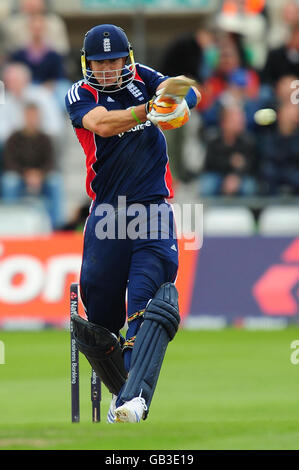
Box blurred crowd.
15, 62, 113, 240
0, 0, 71, 230
0, 0, 299, 232
161, 0, 299, 199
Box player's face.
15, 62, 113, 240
90, 58, 126, 87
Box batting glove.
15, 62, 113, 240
147, 89, 190, 130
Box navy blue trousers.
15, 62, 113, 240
79, 199, 178, 371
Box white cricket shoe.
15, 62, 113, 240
106, 394, 117, 424
114, 396, 148, 423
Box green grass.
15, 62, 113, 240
0, 328, 299, 450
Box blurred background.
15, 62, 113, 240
1, 0, 299, 452
0, 0, 299, 330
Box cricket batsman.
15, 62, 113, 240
65, 24, 200, 423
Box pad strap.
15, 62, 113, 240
123, 309, 145, 351
127, 309, 145, 323
123, 335, 136, 349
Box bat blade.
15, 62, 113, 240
161, 76, 197, 102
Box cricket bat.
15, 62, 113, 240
161, 76, 197, 103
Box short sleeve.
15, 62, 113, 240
136, 64, 169, 96
65, 83, 99, 128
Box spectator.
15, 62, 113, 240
199, 34, 261, 131
259, 74, 299, 114
216, 0, 267, 69
268, 0, 299, 49
1, 102, 64, 229
199, 33, 260, 109
3, 0, 70, 56
0, 63, 65, 145
8, 13, 70, 109
160, 27, 218, 83
198, 105, 257, 197
262, 23, 299, 85
258, 102, 299, 195
275, 74, 299, 105
159, 27, 217, 182
9, 13, 65, 86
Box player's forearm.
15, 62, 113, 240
86, 104, 148, 138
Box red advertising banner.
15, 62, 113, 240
1, 232, 297, 329
0, 233, 198, 327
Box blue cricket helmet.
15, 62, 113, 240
83, 24, 131, 61
81, 24, 136, 93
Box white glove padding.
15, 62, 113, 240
147, 98, 190, 126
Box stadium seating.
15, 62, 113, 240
0, 203, 52, 236
258, 206, 299, 235
203, 206, 256, 236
